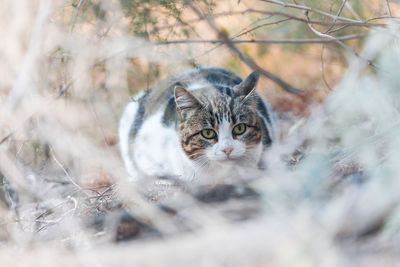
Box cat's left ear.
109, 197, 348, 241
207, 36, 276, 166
233, 71, 260, 97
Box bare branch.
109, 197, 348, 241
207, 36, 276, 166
234, 18, 291, 38
258, 0, 363, 23
367, 15, 400, 22
152, 33, 366, 45
152, 8, 387, 34
305, 12, 378, 70
321, 44, 332, 90
151, 10, 253, 33
70, 0, 85, 33
49, 145, 89, 197
0, 133, 13, 146
344, 2, 363, 20
191, 18, 292, 60
325, 0, 347, 33
386, 0, 392, 17
188, 2, 303, 94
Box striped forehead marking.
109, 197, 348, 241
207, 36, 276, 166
207, 94, 237, 125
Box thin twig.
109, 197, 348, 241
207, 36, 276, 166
35, 197, 78, 233
35, 198, 71, 221
321, 44, 332, 90
326, 24, 352, 34
87, 100, 110, 148
306, 12, 378, 70
49, 145, 89, 197
153, 33, 366, 45
151, 10, 250, 33
366, 15, 400, 22
0, 133, 13, 146
258, 0, 362, 23
344, 2, 363, 20
385, 0, 392, 17
193, 18, 291, 60
70, 0, 85, 33
235, 18, 291, 38
325, 0, 347, 33
152, 8, 387, 33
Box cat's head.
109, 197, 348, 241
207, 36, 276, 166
174, 72, 263, 168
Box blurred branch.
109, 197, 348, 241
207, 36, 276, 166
188, 3, 303, 94
321, 44, 332, 90
0, 133, 13, 146
258, 0, 363, 23
385, 0, 392, 17
4, 0, 51, 113
152, 8, 387, 34
70, 0, 85, 33
0, 151, 30, 194
0, 82, 72, 147
153, 33, 366, 45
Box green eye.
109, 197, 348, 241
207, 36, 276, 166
232, 123, 247, 136
201, 129, 217, 139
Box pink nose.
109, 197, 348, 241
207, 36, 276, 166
222, 147, 233, 156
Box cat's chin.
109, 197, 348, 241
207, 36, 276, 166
191, 159, 261, 185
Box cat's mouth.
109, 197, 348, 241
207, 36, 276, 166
215, 156, 242, 163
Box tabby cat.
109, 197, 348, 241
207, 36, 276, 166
119, 67, 278, 183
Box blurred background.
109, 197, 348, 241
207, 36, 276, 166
1, 0, 400, 266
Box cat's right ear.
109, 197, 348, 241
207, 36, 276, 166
174, 85, 202, 114
233, 71, 260, 97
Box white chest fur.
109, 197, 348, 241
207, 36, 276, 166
132, 111, 189, 178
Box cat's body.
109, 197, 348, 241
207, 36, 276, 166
119, 67, 278, 183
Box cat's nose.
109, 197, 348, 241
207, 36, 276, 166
222, 147, 233, 157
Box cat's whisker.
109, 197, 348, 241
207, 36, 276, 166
188, 155, 209, 180
188, 151, 205, 159
194, 156, 208, 169
237, 152, 258, 163
194, 158, 209, 169
245, 144, 260, 149
192, 153, 206, 161
193, 162, 209, 176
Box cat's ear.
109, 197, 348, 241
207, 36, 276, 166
174, 85, 202, 113
233, 71, 260, 97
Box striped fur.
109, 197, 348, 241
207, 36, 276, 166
119, 67, 278, 181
